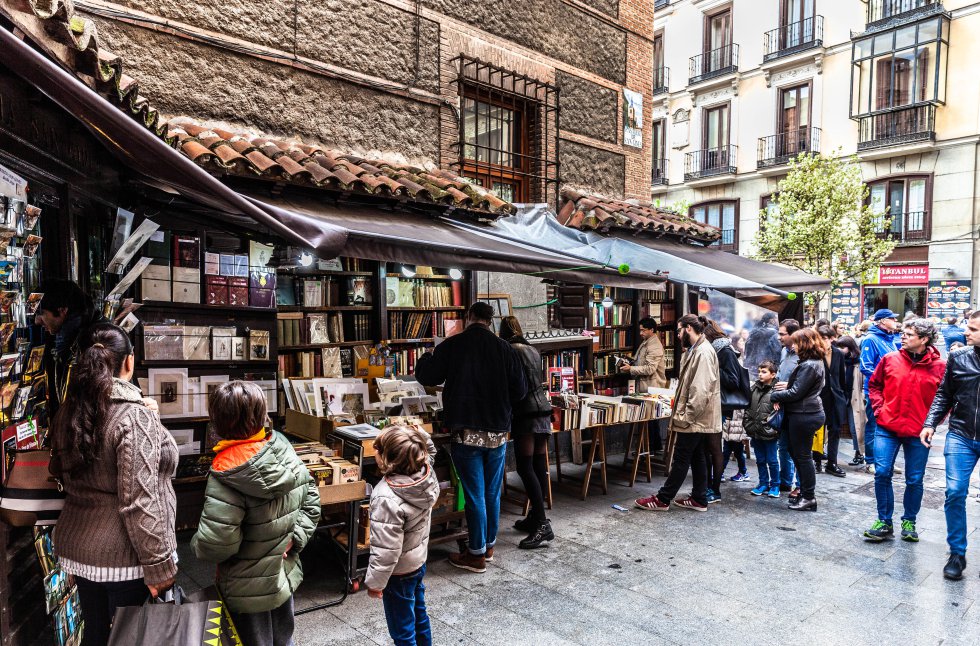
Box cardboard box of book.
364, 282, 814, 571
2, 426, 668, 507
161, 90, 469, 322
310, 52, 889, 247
317, 480, 367, 505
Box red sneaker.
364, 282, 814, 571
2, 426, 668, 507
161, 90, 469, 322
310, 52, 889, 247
634, 495, 670, 511
673, 496, 708, 512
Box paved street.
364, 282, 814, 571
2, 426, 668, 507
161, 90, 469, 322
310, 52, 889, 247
175, 433, 980, 645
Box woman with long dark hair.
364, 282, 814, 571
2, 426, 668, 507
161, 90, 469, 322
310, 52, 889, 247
816, 325, 847, 477
498, 316, 555, 549
50, 323, 178, 646
701, 320, 746, 501
770, 328, 826, 511
836, 335, 867, 466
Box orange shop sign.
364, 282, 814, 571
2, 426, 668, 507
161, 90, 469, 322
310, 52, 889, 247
878, 265, 928, 285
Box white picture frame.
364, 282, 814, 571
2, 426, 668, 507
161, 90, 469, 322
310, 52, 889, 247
252, 379, 278, 414
199, 375, 230, 415
147, 368, 188, 419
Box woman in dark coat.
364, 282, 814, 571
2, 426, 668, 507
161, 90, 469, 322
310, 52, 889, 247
816, 325, 847, 476
499, 316, 555, 549
702, 321, 749, 501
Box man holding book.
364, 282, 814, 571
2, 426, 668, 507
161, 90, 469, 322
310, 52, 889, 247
415, 302, 527, 573
620, 316, 667, 392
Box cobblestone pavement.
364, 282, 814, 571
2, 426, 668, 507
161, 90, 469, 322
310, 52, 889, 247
175, 433, 980, 645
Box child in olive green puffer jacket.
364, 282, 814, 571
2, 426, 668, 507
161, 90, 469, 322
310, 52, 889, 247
192, 381, 320, 646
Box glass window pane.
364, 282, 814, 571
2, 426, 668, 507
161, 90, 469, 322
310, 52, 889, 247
855, 60, 872, 115
892, 49, 916, 106
855, 37, 872, 59
896, 25, 916, 50
692, 206, 706, 223
918, 41, 937, 102
707, 204, 721, 228
919, 18, 939, 43
874, 55, 893, 109
873, 33, 893, 56
941, 16, 949, 42
938, 40, 948, 103
722, 202, 736, 230
491, 182, 516, 203
870, 183, 887, 214
908, 179, 927, 212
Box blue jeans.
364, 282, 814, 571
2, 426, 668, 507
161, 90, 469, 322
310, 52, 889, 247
864, 395, 877, 461
944, 432, 980, 556
777, 429, 798, 488
873, 427, 930, 524
382, 565, 432, 646
751, 439, 780, 488
451, 443, 506, 555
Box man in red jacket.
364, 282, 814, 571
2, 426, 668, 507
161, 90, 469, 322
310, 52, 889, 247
863, 318, 946, 542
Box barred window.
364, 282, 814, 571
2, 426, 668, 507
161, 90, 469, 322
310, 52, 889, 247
454, 56, 559, 205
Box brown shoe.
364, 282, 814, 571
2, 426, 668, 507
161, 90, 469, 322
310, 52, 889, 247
485, 547, 494, 562
449, 551, 487, 573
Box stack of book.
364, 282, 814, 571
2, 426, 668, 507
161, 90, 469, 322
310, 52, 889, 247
598, 328, 632, 350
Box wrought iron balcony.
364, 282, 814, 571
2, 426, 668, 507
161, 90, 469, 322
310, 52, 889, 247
758, 126, 821, 168
689, 44, 739, 85
684, 145, 737, 182
872, 211, 930, 243
653, 66, 669, 96
858, 105, 936, 151
763, 16, 824, 62
654, 0, 669, 9
867, 0, 943, 29
652, 159, 668, 186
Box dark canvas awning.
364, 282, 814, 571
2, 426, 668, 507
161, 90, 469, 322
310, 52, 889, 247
245, 194, 667, 289
0, 27, 349, 256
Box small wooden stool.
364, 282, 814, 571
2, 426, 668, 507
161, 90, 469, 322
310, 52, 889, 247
623, 422, 653, 487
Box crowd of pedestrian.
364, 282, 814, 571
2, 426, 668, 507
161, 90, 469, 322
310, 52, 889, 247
38, 278, 980, 646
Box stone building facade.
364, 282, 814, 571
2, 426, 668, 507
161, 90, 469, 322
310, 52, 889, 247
80, 0, 657, 205
652, 0, 980, 324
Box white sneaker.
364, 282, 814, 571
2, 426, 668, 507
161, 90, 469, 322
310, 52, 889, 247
865, 464, 876, 475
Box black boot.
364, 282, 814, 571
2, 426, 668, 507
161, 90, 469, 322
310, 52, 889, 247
848, 452, 865, 466
788, 497, 817, 512
514, 516, 535, 533
944, 554, 967, 580
825, 464, 846, 478
519, 520, 555, 549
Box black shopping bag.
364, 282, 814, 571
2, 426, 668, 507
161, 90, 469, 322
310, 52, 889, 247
108, 587, 242, 646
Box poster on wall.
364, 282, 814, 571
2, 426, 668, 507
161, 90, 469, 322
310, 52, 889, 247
622, 88, 643, 149
830, 282, 860, 327
927, 280, 973, 322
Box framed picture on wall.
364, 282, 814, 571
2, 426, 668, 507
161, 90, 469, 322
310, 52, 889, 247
476, 293, 512, 334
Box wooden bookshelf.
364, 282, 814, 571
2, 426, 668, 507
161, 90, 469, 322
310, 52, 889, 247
278, 305, 373, 312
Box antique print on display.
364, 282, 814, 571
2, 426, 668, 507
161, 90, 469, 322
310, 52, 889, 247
249, 329, 270, 360
199, 375, 229, 415
22, 235, 42, 258
252, 379, 278, 414
105, 218, 160, 274
147, 368, 188, 418
231, 337, 247, 362
109, 207, 134, 258
211, 335, 232, 362
308, 314, 330, 344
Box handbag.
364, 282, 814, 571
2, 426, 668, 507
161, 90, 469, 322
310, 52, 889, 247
721, 364, 752, 410
765, 408, 784, 436
812, 425, 825, 455
108, 586, 243, 646
0, 449, 65, 527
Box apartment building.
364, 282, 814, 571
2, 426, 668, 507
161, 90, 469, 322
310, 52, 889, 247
652, 0, 980, 323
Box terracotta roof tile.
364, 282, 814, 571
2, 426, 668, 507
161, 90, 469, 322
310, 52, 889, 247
559, 188, 720, 243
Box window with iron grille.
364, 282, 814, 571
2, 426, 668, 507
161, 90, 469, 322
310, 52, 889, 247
453, 56, 560, 205
690, 200, 739, 252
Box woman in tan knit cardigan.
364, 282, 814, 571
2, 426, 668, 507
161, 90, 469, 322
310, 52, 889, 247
50, 323, 178, 646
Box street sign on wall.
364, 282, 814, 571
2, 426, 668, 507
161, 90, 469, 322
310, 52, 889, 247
879, 265, 928, 285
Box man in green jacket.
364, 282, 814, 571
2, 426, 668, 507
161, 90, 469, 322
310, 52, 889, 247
192, 381, 320, 646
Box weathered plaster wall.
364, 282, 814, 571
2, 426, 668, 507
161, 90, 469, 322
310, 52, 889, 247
578, 0, 619, 18
477, 273, 550, 333
560, 140, 626, 196
91, 18, 441, 159
556, 71, 618, 144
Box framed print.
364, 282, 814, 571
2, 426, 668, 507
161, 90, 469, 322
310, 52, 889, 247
211, 335, 232, 361
476, 293, 512, 334
199, 375, 230, 415
231, 337, 247, 362
251, 379, 278, 414
147, 368, 188, 419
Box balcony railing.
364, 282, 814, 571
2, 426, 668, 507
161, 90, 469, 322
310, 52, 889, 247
867, 0, 942, 28
653, 67, 669, 95
758, 126, 821, 168
873, 211, 930, 242
684, 145, 737, 182
712, 229, 737, 253
763, 16, 824, 62
652, 159, 668, 186
654, 0, 669, 9
689, 44, 739, 85
858, 105, 936, 151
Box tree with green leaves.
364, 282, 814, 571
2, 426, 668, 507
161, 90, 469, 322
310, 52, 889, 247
754, 150, 895, 295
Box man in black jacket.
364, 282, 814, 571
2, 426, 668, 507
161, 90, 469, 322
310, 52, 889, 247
35, 280, 107, 421
922, 310, 980, 580
415, 302, 527, 573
